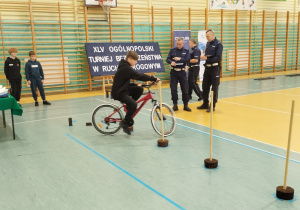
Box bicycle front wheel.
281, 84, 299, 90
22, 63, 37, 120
92, 104, 124, 135
151, 103, 176, 136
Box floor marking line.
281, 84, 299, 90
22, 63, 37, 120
139, 110, 300, 155
219, 100, 300, 116
174, 123, 300, 164
66, 133, 186, 210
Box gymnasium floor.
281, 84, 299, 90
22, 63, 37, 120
1, 72, 300, 210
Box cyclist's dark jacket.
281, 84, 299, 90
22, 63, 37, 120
111, 59, 156, 99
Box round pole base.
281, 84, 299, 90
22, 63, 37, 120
129, 126, 133, 132
204, 158, 218, 169
276, 186, 294, 200
157, 139, 168, 147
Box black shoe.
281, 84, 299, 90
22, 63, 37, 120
197, 103, 208, 110
183, 105, 192, 112
35, 101, 39, 106
206, 106, 216, 113
43, 100, 51, 105
189, 95, 192, 100
173, 104, 178, 111
120, 121, 131, 135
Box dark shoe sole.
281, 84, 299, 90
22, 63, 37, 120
197, 106, 208, 110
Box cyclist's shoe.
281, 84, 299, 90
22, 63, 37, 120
183, 105, 192, 112
120, 121, 131, 135
172, 104, 178, 111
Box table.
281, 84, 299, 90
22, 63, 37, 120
0, 94, 23, 139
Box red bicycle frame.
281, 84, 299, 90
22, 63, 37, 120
104, 91, 155, 123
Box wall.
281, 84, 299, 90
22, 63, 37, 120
0, 0, 300, 95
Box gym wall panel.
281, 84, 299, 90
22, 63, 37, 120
1, 1, 300, 95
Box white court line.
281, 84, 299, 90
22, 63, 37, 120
219, 100, 300, 116
140, 110, 300, 156
7, 99, 300, 157
12, 94, 300, 155
272, 92, 300, 97
221, 86, 300, 100
13, 112, 92, 124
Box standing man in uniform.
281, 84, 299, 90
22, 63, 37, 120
166, 37, 191, 112
197, 29, 223, 112
188, 39, 202, 101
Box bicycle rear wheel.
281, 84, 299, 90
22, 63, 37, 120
92, 104, 123, 135
151, 103, 175, 136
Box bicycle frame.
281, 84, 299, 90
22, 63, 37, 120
104, 90, 156, 123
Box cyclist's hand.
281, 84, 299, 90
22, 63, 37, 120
155, 78, 161, 84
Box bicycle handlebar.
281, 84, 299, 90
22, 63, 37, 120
141, 81, 156, 89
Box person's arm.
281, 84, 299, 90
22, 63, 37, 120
129, 68, 157, 82
4, 59, 9, 80
18, 59, 21, 73
25, 62, 31, 85
179, 49, 190, 65
166, 49, 173, 64
38, 62, 45, 80
207, 42, 223, 63
190, 49, 200, 64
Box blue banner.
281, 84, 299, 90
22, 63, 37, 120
85, 42, 165, 76
173, 30, 191, 51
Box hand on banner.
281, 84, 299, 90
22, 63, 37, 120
171, 61, 176, 66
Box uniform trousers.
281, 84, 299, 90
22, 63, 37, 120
170, 70, 189, 105
188, 66, 202, 98
202, 66, 220, 106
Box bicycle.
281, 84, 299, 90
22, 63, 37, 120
92, 82, 176, 136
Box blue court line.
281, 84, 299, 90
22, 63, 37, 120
66, 133, 186, 210
176, 123, 300, 165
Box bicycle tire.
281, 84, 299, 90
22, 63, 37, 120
92, 104, 124, 135
151, 103, 176, 136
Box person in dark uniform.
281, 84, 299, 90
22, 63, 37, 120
166, 37, 191, 112
188, 39, 203, 101
112, 50, 159, 135
197, 29, 223, 112
25, 51, 51, 106
4, 48, 22, 107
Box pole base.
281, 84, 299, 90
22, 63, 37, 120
129, 126, 133, 132
68, 118, 72, 126
204, 158, 218, 169
276, 186, 294, 200
157, 139, 168, 147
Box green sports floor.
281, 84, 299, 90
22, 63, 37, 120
1, 74, 300, 210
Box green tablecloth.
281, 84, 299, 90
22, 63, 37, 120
0, 94, 23, 116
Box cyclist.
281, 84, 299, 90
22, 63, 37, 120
111, 50, 160, 135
